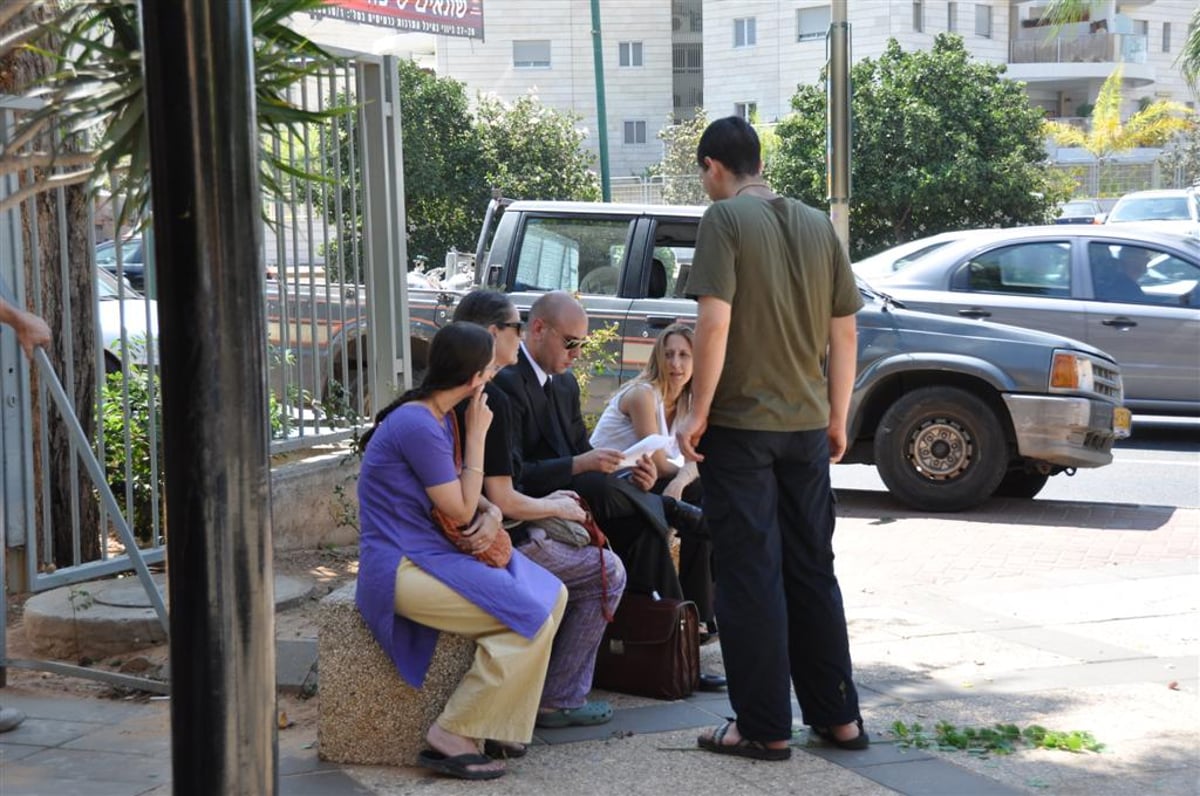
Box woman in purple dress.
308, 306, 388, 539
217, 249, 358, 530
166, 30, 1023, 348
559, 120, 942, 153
356, 322, 566, 781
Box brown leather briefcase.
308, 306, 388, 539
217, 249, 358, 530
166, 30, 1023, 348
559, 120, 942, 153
593, 593, 700, 701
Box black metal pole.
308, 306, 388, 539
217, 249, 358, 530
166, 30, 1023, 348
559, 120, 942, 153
140, 2, 277, 793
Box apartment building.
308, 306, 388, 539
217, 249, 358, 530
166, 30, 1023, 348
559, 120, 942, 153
433, 2, 677, 179
703, 1, 1196, 125
296, 1, 1195, 183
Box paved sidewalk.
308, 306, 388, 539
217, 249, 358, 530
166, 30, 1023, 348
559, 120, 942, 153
1, 495, 1196, 795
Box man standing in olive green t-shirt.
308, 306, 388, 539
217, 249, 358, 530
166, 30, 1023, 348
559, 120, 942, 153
679, 117, 866, 761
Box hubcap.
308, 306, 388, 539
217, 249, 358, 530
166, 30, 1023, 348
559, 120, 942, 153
906, 418, 973, 480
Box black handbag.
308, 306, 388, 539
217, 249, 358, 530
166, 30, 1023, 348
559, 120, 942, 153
593, 592, 700, 700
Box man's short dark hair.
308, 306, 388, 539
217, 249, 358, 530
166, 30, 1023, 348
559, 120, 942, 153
696, 116, 761, 177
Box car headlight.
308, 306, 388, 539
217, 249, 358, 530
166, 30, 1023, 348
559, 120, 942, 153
1050, 352, 1094, 392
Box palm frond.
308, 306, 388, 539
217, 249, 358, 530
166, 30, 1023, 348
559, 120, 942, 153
0, 0, 349, 229
1178, 8, 1200, 91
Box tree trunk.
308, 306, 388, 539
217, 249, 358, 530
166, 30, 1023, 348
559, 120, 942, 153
1, 3, 101, 567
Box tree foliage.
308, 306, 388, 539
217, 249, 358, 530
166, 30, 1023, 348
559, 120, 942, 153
475, 92, 600, 205
651, 109, 710, 205
323, 71, 600, 272
397, 61, 489, 270
1160, 127, 1200, 187
768, 35, 1071, 259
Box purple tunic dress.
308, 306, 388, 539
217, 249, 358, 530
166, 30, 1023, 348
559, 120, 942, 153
356, 402, 563, 687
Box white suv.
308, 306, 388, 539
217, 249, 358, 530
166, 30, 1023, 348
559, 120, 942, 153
1106, 188, 1200, 238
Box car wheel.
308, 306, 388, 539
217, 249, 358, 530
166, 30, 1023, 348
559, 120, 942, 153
992, 468, 1050, 499
874, 386, 1008, 512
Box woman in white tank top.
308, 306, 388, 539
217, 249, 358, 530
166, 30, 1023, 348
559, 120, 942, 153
590, 323, 699, 499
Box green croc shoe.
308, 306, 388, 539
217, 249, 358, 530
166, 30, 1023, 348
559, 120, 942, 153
535, 700, 614, 729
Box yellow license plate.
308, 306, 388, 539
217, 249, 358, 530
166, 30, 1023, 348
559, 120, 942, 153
1113, 406, 1132, 439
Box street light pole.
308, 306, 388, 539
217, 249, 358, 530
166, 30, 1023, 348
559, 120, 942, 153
589, 0, 612, 201
828, 0, 852, 256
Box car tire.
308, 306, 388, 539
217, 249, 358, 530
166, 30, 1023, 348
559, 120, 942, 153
874, 387, 1008, 512
992, 468, 1050, 499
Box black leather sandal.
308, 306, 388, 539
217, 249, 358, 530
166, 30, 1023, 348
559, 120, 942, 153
810, 718, 870, 750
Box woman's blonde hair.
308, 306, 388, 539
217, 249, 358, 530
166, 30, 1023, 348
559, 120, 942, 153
633, 323, 694, 413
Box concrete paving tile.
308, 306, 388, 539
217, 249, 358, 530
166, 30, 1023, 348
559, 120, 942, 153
982, 655, 1198, 693
0, 741, 43, 763
0, 716, 102, 747
6, 747, 170, 785
281, 768, 373, 794
854, 758, 1025, 795
854, 632, 1075, 690
280, 751, 344, 776
802, 738, 935, 767
0, 690, 158, 724
988, 625, 1152, 663
534, 701, 719, 744
717, 747, 899, 795
60, 711, 170, 756
974, 576, 1198, 626
0, 776, 155, 796
1050, 767, 1200, 795
1039, 615, 1200, 659
277, 638, 318, 690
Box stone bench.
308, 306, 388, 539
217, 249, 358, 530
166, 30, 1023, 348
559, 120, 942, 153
317, 581, 475, 766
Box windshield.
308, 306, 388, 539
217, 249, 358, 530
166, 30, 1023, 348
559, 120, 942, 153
96, 268, 142, 300
1109, 196, 1191, 222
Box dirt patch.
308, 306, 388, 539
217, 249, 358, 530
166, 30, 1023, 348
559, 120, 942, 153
3, 545, 359, 702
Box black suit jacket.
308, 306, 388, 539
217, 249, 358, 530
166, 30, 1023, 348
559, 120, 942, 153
495, 350, 685, 601
493, 349, 591, 498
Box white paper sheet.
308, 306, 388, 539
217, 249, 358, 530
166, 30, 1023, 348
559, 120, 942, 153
618, 434, 673, 467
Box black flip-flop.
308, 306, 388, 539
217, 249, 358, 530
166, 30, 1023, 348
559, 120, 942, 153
416, 749, 505, 780
483, 739, 528, 759
697, 720, 791, 761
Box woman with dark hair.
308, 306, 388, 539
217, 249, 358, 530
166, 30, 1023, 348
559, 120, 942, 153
452, 290, 625, 729
356, 321, 567, 781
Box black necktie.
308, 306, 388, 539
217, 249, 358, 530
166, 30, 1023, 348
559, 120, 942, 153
543, 377, 570, 456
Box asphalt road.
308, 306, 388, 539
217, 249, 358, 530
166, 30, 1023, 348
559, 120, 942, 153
832, 415, 1200, 510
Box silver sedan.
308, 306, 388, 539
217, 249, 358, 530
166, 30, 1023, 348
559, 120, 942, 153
861, 225, 1200, 416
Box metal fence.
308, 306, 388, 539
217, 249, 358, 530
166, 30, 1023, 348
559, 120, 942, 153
1051, 158, 1194, 199
1, 52, 412, 684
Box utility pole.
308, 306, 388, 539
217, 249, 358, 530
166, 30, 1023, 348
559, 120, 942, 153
589, 0, 612, 201
828, 0, 851, 256
141, 0, 277, 792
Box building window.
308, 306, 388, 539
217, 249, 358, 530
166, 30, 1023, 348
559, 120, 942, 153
797, 6, 830, 41
974, 4, 992, 38
913, 1, 924, 32
623, 120, 647, 145
1163, 22, 1171, 53
734, 102, 758, 122
619, 41, 644, 67
513, 40, 551, 68
674, 42, 703, 72
734, 17, 756, 48
947, 2, 957, 33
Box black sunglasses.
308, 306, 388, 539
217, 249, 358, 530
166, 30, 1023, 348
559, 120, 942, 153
550, 326, 587, 351
498, 321, 525, 334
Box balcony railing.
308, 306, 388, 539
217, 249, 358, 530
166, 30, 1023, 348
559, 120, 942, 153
1010, 32, 1147, 65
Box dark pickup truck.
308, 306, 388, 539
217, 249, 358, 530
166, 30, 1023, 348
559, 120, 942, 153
402, 200, 1128, 512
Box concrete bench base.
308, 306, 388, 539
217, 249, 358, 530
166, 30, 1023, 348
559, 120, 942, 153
317, 582, 475, 766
